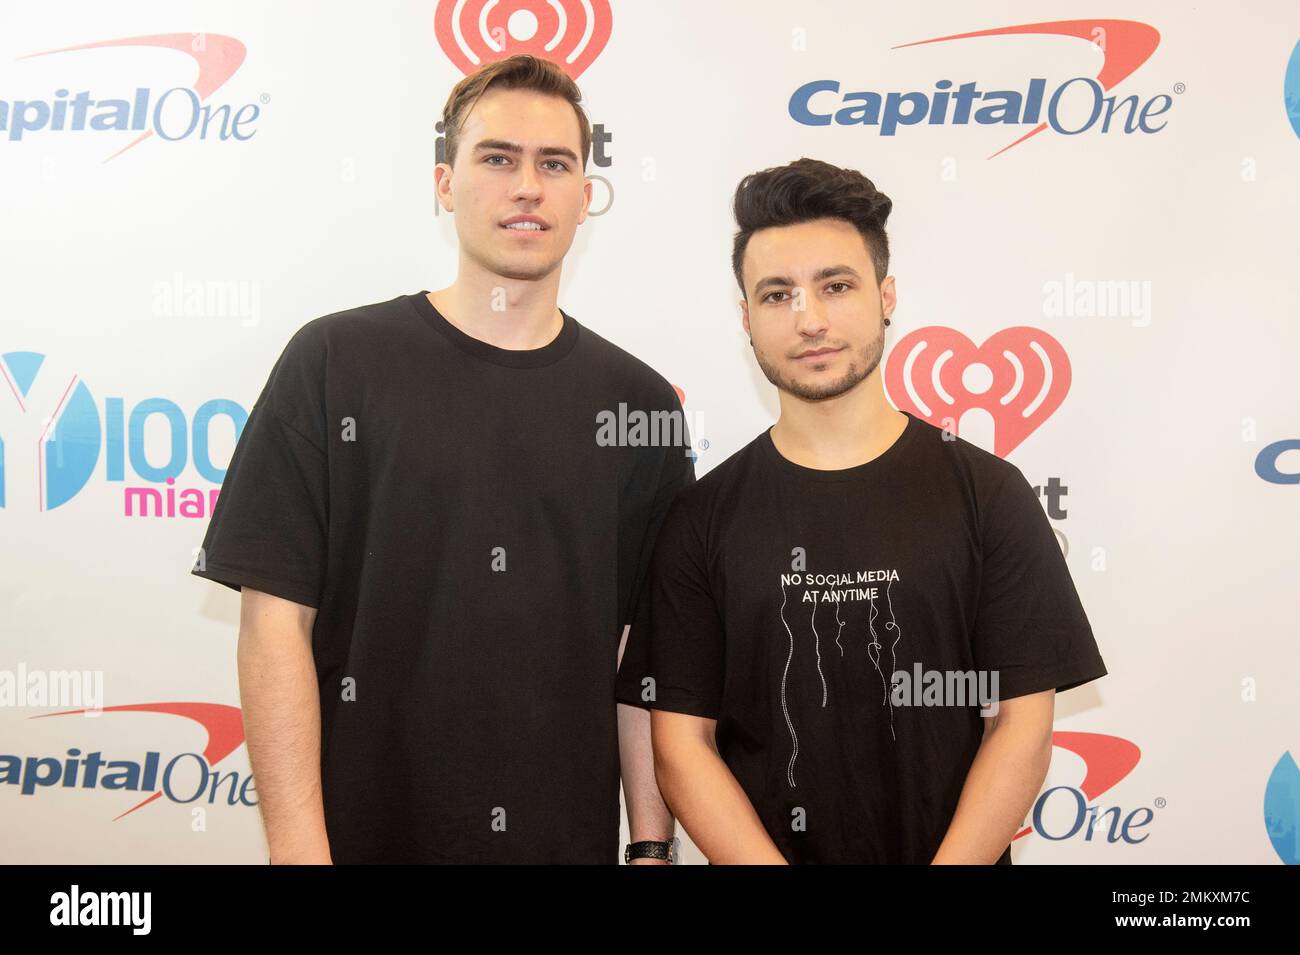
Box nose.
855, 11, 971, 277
794, 291, 830, 339
510, 162, 543, 203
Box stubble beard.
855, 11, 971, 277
753, 320, 887, 402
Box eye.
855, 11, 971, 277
825, 281, 852, 294
542, 159, 569, 172
484, 154, 511, 166
762, 290, 790, 304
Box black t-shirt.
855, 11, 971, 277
615, 411, 1106, 864
192, 291, 694, 863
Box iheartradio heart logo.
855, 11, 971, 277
435, 0, 612, 79
883, 325, 1071, 457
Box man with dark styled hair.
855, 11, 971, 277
616, 157, 1107, 864
192, 54, 690, 864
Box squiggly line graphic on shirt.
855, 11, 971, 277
883, 578, 903, 742
811, 593, 828, 707
834, 599, 845, 656
779, 582, 800, 788
867, 588, 886, 701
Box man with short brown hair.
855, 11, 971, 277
194, 54, 690, 864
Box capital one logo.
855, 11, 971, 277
884, 326, 1071, 457
1256, 439, 1300, 485
3, 33, 258, 161
434, 0, 612, 79
0, 350, 245, 513
7, 702, 253, 818
791, 19, 1176, 158
1014, 731, 1159, 846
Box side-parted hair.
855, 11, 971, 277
441, 54, 592, 168
731, 158, 893, 295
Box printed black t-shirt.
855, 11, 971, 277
615, 411, 1106, 864
192, 291, 694, 863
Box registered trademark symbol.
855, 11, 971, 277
1172, 83, 1185, 95
260, 93, 271, 104
1154, 796, 1166, 809
698, 438, 710, 451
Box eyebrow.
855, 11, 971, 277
472, 138, 580, 164
752, 265, 863, 295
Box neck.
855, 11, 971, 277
428, 253, 565, 350
769, 369, 907, 470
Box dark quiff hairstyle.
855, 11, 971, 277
442, 54, 592, 167
731, 158, 893, 295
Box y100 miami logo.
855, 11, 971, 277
1, 33, 260, 160
1014, 732, 1161, 846
1, 703, 254, 819
791, 19, 1176, 157
0, 351, 246, 516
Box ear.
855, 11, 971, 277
577, 175, 593, 225
740, 297, 751, 339
880, 274, 897, 322
434, 162, 455, 213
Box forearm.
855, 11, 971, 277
237, 622, 331, 864
654, 732, 787, 864
617, 702, 675, 845
615, 624, 674, 859
931, 720, 1052, 864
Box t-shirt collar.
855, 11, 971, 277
408, 290, 579, 368
759, 411, 918, 482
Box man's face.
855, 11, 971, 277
436, 87, 592, 282
740, 218, 896, 402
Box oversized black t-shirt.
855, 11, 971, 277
192, 291, 694, 863
615, 411, 1106, 864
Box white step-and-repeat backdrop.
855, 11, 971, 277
2, 0, 1297, 863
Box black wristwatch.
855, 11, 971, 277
625, 838, 677, 864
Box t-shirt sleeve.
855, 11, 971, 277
190, 325, 329, 609
615, 493, 725, 719
970, 465, 1107, 701
617, 387, 698, 630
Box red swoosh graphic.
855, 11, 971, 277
18, 33, 247, 161
34, 701, 246, 819
1012, 731, 1142, 840
892, 19, 1161, 157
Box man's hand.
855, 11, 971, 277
651, 710, 787, 864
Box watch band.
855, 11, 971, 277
625, 839, 676, 863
